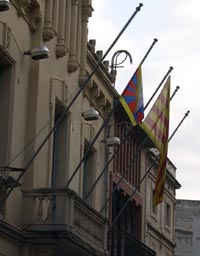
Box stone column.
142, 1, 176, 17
76, 4, 82, 65
79, 0, 93, 83
43, 0, 55, 41
52, 0, 59, 35
68, 0, 79, 73
64, 0, 72, 52
56, 0, 67, 58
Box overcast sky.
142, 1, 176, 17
88, 0, 200, 200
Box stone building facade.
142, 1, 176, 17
175, 200, 200, 256
0, 1, 180, 256
144, 149, 181, 256
0, 1, 117, 255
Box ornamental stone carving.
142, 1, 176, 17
11, 0, 42, 32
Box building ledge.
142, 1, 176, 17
21, 187, 109, 256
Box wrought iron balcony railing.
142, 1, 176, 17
111, 231, 156, 256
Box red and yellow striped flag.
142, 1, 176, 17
141, 76, 170, 207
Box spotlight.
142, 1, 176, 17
24, 46, 50, 60
106, 136, 120, 147
0, 0, 10, 12
82, 108, 99, 121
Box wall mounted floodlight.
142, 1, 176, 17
24, 46, 50, 60
0, 0, 10, 11
106, 136, 120, 147
82, 108, 99, 121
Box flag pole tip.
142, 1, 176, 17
169, 66, 173, 71
137, 3, 143, 10
186, 110, 190, 116
154, 38, 158, 42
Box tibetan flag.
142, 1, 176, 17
141, 76, 170, 207
119, 65, 144, 126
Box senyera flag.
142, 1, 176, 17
119, 65, 144, 126
141, 76, 170, 207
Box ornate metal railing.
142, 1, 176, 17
111, 231, 156, 256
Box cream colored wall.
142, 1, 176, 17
0, 1, 115, 255
145, 161, 176, 256
0, 0, 114, 226
0, 4, 34, 228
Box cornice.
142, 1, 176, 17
111, 172, 143, 206
147, 220, 176, 248
87, 48, 119, 99
82, 0, 93, 19
0, 219, 25, 243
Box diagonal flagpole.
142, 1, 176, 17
98, 83, 178, 214
84, 67, 174, 205
110, 110, 190, 229
0, 3, 144, 209
85, 67, 173, 212
65, 38, 158, 188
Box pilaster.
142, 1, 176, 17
56, 0, 67, 58
68, 0, 79, 73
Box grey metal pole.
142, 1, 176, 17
0, 3, 143, 209
83, 39, 159, 201
99, 83, 178, 214
111, 110, 190, 229
65, 37, 157, 189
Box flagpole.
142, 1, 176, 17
144, 66, 173, 110
0, 4, 144, 210
168, 110, 190, 141
139, 38, 158, 66
83, 40, 161, 201
170, 86, 180, 101
65, 38, 158, 188
99, 84, 178, 214
85, 69, 175, 204
110, 110, 190, 229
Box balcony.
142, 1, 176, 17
111, 231, 156, 256
22, 187, 108, 256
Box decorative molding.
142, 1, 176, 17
0, 22, 11, 50
72, 0, 79, 5
56, 44, 68, 58
21, 187, 108, 254
82, 0, 93, 19
43, 27, 55, 42
68, 58, 79, 73
83, 80, 113, 119
95, 90, 106, 109
102, 100, 112, 118
11, 0, 42, 32
79, 69, 87, 84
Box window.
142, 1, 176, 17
0, 57, 14, 166
112, 189, 142, 239
52, 100, 69, 187
113, 122, 141, 189
165, 202, 171, 227
82, 140, 96, 205
151, 189, 157, 215
0, 47, 15, 218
